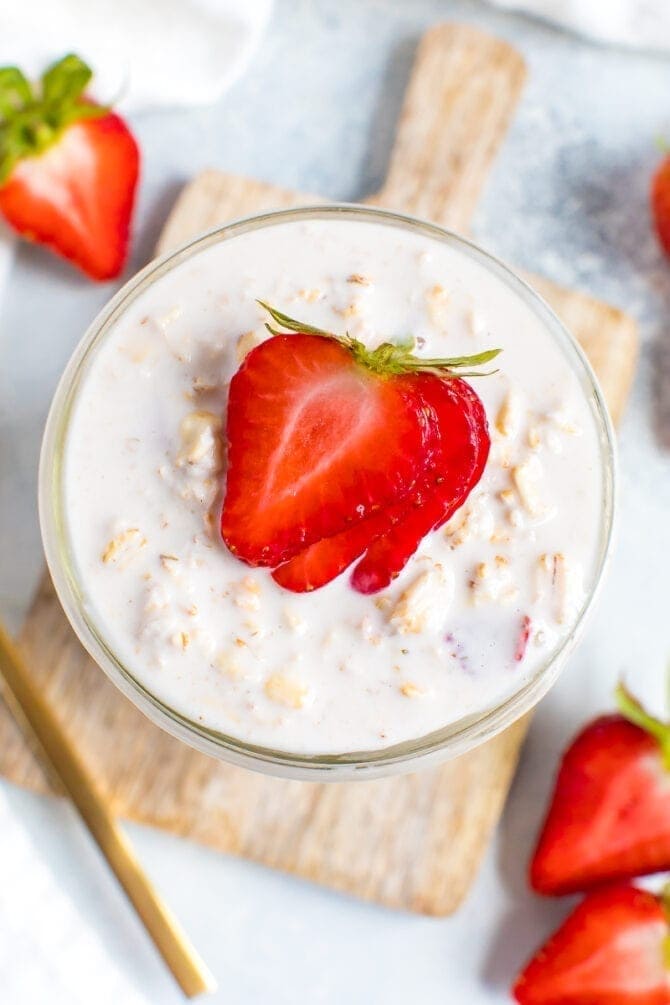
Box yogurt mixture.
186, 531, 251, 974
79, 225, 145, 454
63, 217, 607, 754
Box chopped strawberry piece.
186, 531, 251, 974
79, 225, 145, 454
514, 615, 532, 662
351, 378, 489, 593
531, 685, 670, 896
221, 334, 436, 567
0, 55, 139, 280
513, 884, 670, 1005
652, 153, 670, 257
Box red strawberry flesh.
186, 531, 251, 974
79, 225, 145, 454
0, 113, 139, 280
513, 884, 669, 1005
272, 374, 490, 593
221, 333, 436, 567
271, 501, 402, 592
514, 615, 532, 662
531, 687, 670, 896
652, 154, 670, 258
0, 55, 139, 280
351, 377, 490, 593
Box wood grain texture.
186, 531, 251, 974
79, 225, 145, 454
156, 172, 317, 257
1, 23, 638, 916
371, 23, 528, 230
528, 274, 638, 424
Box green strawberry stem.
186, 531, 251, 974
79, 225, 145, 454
257, 301, 501, 378
616, 682, 670, 771
0, 54, 106, 184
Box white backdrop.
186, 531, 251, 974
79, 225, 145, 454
1, 0, 669, 1001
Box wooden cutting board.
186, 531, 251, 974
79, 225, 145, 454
0, 24, 638, 915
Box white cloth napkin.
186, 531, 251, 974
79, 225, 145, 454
0, 784, 152, 1005
0, 0, 273, 111
0, 0, 273, 294
489, 0, 670, 52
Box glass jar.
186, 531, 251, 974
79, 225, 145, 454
39, 205, 616, 780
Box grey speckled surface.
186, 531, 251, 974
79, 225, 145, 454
1, 1, 670, 1002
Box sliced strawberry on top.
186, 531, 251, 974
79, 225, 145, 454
221, 303, 499, 570
513, 884, 670, 1005
270, 499, 402, 593
0, 54, 139, 280
221, 333, 435, 567
272, 374, 489, 593
352, 377, 489, 593
531, 685, 670, 897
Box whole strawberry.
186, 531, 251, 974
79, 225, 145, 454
652, 152, 670, 256
0, 54, 139, 280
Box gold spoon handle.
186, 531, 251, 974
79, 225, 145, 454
0, 621, 216, 998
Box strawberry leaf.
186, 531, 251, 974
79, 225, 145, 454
257, 300, 501, 378
616, 682, 670, 770
41, 54, 92, 108
0, 68, 33, 118
0, 54, 107, 185
257, 300, 332, 337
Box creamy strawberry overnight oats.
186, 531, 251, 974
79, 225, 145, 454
41, 208, 614, 771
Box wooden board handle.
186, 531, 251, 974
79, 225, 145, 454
372, 23, 527, 231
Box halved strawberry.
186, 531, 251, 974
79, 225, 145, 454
513, 884, 670, 1005
530, 685, 670, 897
272, 374, 489, 593
221, 303, 499, 570
0, 54, 139, 280
351, 378, 489, 593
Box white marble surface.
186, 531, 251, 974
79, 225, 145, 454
1, 1, 670, 1002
